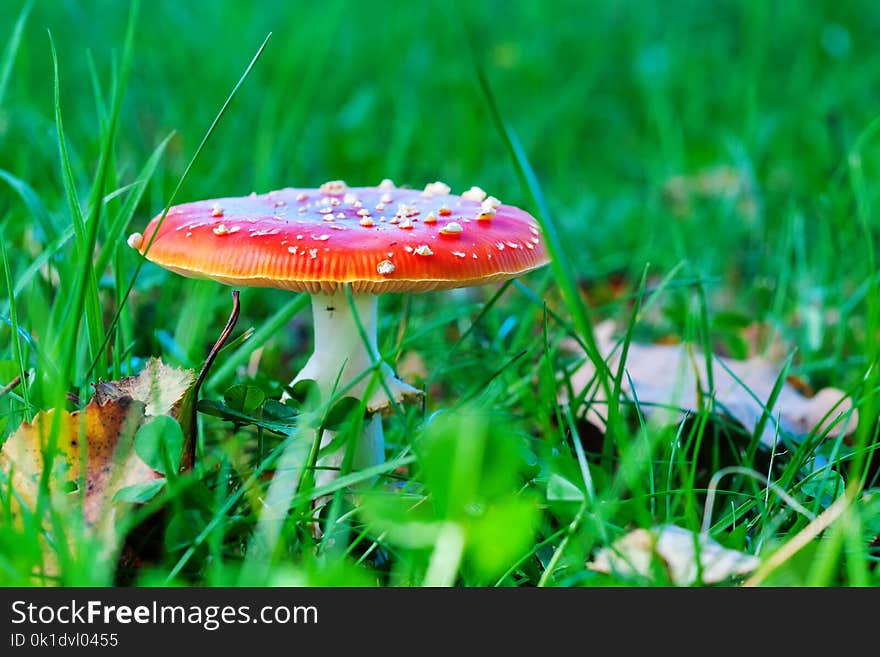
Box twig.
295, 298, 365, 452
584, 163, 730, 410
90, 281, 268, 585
0, 374, 22, 398
182, 289, 241, 469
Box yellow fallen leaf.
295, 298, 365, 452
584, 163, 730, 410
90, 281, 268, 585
0, 358, 196, 530
0, 397, 160, 527
588, 524, 760, 585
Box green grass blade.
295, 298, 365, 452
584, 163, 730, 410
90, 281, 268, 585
4, 226, 73, 311
0, 235, 31, 420
49, 33, 86, 246
142, 32, 274, 258
86, 32, 273, 381
603, 265, 649, 464
85, 49, 108, 131
695, 276, 715, 399
77, 1, 140, 379
83, 2, 137, 220
0, 169, 56, 240
747, 353, 793, 463
0, 0, 32, 107
49, 31, 94, 391
468, 58, 615, 435
93, 132, 173, 279
848, 135, 879, 485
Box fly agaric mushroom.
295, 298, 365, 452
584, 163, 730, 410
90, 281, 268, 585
128, 180, 549, 485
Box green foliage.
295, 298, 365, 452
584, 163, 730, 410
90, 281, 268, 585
113, 479, 165, 505
1, 0, 879, 586
224, 384, 266, 416
198, 379, 361, 437
362, 409, 539, 584
134, 414, 183, 476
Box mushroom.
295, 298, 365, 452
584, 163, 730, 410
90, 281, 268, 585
128, 180, 549, 487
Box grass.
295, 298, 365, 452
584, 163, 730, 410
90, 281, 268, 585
1, 0, 880, 586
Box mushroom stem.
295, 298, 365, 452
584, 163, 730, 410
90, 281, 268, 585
291, 292, 420, 488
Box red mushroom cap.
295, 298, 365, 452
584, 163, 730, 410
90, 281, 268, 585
132, 181, 549, 294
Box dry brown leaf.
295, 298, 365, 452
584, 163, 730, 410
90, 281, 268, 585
1, 358, 196, 530
0, 397, 160, 526
563, 321, 858, 447
93, 358, 194, 418
588, 524, 760, 585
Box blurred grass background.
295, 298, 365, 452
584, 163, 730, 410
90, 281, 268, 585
8, 0, 879, 277
2, 0, 880, 586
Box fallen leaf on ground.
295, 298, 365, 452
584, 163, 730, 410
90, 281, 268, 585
588, 524, 760, 585
563, 322, 858, 447
93, 358, 194, 417
0, 358, 195, 528
0, 398, 160, 526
